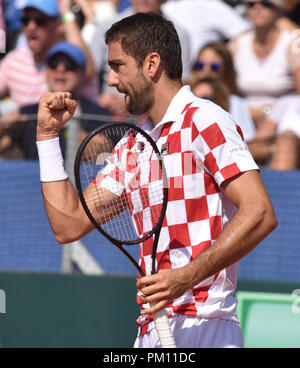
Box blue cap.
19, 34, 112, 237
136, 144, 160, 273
47, 42, 87, 69
23, 0, 60, 18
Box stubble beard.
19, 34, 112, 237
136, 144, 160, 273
126, 72, 154, 115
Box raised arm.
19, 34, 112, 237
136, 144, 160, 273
36, 92, 117, 244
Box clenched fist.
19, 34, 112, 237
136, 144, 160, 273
37, 92, 77, 141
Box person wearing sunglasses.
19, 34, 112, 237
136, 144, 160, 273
0, 0, 95, 113
0, 41, 110, 160
229, 0, 300, 167
189, 42, 256, 143
0, 0, 61, 110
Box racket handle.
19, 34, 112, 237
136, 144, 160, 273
151, 306, 176, 348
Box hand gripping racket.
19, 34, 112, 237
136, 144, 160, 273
74, 122, 176, 348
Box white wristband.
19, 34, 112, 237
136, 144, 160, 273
36, 137, 68, 182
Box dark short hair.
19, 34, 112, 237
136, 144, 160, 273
105, 12, 182, 81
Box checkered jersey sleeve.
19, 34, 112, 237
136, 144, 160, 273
191, 104, 259, 187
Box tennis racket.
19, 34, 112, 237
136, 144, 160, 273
74, 122, 176, 348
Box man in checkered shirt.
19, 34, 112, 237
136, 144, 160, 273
36, 13, 278, 348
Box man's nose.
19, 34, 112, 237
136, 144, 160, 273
107, 69, 119, 88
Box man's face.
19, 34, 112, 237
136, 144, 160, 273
22, 8, 59, 58
107, 41, 154, 115
46, 53, 83, 94
247, 2, 280, 27
131, 0, 163, 14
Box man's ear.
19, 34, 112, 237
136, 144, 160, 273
144, 52, 162, 79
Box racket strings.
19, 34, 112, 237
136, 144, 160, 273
79, 125, 165, 243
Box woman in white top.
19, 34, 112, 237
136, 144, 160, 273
230, 0, 300, 167
189, 41, 256, 142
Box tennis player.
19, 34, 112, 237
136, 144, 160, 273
36, 13, 277, 348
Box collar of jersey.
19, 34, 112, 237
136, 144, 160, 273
147, 85, 194, 140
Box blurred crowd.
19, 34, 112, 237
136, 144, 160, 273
0, 0, 300, 170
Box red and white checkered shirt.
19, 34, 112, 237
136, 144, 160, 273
98, 86, 259, 335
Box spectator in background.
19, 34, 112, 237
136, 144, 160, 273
0, 0, 60, 113
73, 0, 118, 50
0, 0, 94, 114
223, 0, 300, 30
85, 0, 192, 117
191, 42, 240, 95
0, 0, 5, 55
87, 0, 119, 24
189, 42, 256, 142
161, 0, 251, 62
58, 0, 96, 100
0, 41, 111, 159
230, 0, 300, 166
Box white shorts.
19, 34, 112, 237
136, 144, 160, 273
134, 315, 244, 348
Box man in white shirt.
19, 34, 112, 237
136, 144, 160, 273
36, 12, 277, 348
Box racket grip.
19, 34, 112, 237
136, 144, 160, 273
151, 306, 176, 348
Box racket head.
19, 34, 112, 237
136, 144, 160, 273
74, 122, 168, 247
